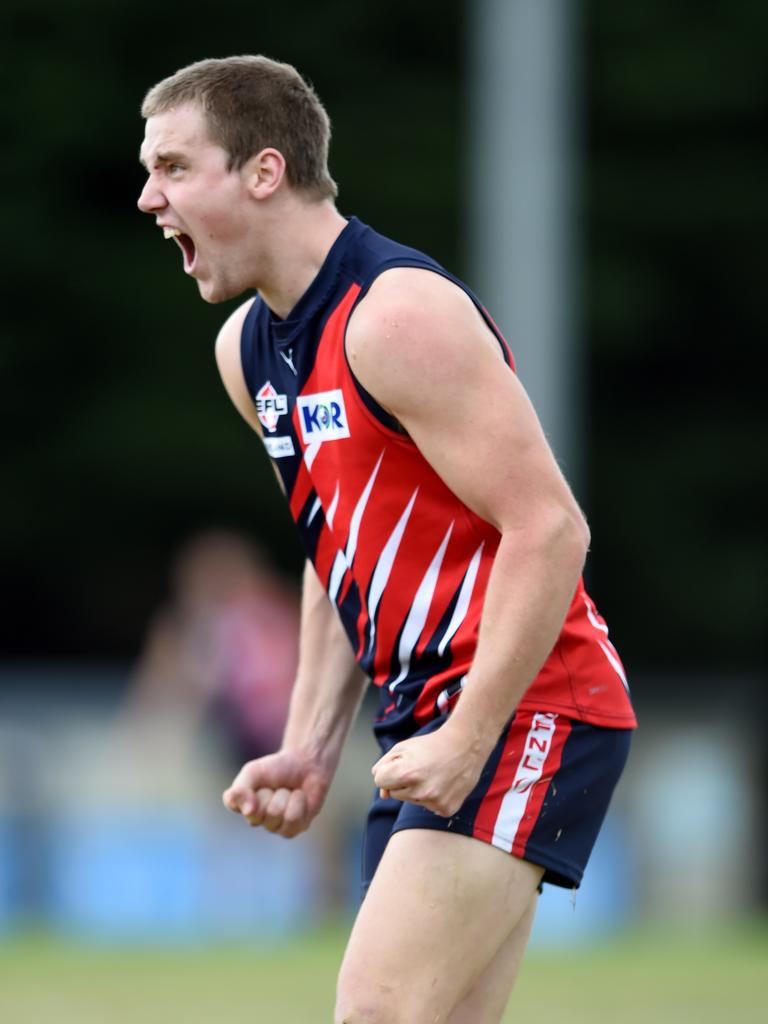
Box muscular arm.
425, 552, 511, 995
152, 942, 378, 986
223, 561, 367, 837
346, 269, 590, 816
283, 560, 369, 767
215, 301, 368, 836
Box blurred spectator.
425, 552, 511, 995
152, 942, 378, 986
117, 530, 368, 917
121, 530, 299, 772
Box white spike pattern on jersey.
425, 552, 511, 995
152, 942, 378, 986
307, 495, 322, 526
328, 549, 348, 603
304, 440, 322, 471
583, 595, 630, 691
344, 450, 384, 565
437, 541, 484, 656
326, 481, 340, 531
437, 675, 467, 714
597, 639, 629, 691
366, 488, 419, 657
328, 451, 385, 604
389, 521, 455, 692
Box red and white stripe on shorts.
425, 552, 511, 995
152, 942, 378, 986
472, 710, 572, 855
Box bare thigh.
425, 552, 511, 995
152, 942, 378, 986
448, 892, 537, 1024
335, 828, 543, 1024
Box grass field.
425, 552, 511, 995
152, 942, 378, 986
1, 919, 766, 1022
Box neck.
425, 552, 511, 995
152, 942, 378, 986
255, 199, 348, 319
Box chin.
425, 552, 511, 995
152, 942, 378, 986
196, 282, 232, 305
196, 277, 248, 305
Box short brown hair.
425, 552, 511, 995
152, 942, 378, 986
141, 55, 338, 200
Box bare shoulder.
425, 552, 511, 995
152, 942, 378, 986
215, 296, 256, 376
345, 266, 583, 533
346, 267, 503, 416
214, 296, 261, 433
347, 267, 486, 359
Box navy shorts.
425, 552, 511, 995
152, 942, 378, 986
362, 709, 632, 895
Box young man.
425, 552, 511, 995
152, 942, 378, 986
138, 55, 636, 1023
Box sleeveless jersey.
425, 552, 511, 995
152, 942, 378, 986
240, 217, 637, 739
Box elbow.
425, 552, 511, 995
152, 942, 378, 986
498, 497, 591, 576
562, 505, 590, 575
530, 501, 590, 576
573, 507, 591, 560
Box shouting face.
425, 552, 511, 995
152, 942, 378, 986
138, 103, 264, 303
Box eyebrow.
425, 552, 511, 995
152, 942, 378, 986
138, 149, 187, 169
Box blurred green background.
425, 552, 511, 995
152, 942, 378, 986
1, 0, 766, 1020
2, 920, 766, 1022
2, 0, 765, 668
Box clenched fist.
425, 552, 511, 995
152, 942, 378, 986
372, 727, 486, 818
223, 749, 331, 839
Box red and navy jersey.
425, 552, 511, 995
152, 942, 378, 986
241, 217, 637, 738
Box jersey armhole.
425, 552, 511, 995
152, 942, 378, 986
239, 296, 262, 403
343, 259, 514, 434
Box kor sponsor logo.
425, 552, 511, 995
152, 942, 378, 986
297, 389, 350, 443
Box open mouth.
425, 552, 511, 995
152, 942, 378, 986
163, 227, 197, 273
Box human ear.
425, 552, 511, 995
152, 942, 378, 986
246, 148, 286, 199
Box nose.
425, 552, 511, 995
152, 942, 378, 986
137, 176, 167, 214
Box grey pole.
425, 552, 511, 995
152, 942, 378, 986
466, 0, 583, 496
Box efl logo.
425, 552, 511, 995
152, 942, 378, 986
255, 381, 288, 433
297, 389, 350, 443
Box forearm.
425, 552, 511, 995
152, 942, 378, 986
446, 509, 588, 758
282, 560, 368, 777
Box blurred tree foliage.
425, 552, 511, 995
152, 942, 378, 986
0, 0, 764, 672
585, 0, 767, 672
